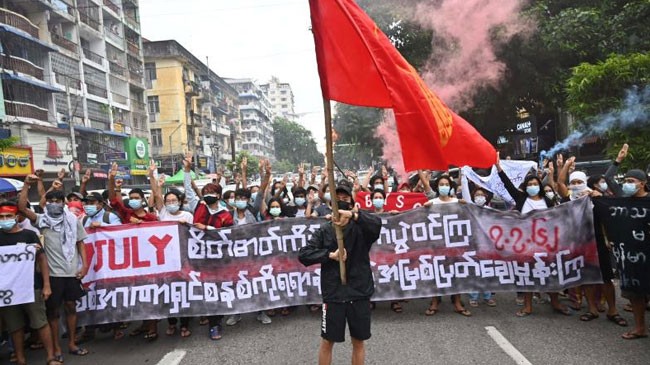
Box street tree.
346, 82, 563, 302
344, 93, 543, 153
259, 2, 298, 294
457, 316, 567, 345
272, 117, 323, 166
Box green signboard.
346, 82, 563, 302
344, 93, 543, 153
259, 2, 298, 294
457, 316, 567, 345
124, 137, 150, 176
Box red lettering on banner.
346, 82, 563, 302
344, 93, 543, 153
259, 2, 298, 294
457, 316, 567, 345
489, 219, 560, 253
356, 192, 428, 212
130, 236, 151, 268
149, 234, 172, 265
108, 238, 131, 270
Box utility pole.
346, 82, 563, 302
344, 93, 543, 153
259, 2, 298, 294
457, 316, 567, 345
65, 79, 80, 186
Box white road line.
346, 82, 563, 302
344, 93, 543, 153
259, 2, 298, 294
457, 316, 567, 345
485, 326, 533, 365
156, 350, 187, 365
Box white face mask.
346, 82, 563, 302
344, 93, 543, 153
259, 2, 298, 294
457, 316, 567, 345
474, 196, 486, 206
545, 191, 555, 200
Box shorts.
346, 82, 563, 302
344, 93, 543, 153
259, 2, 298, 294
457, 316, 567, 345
46, 277, 85, 319
321, 299, 371, 343
0, 290, 48, 333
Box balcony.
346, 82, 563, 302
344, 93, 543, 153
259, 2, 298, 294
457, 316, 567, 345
55, 74, 81, 89
82, 47, 104, 65
126, 39, 140, 55
131, 100, 146, 113
104, 26, 122, 45
184, 81, 199, 96
124, 13, 140, 31
86, 83, 108, 98
112, 92, 127, 104
79, 12, 101, 32
0, 54, 44, 80
4, 100, 48, 121
51, 33, 77, 53
0, 8, 39, 38
109, 60, 125, 76
103, 0, 120, 14
128, 70, 143, 86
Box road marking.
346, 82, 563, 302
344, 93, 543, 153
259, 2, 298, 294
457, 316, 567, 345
156, 350, 187, 365
485, 326, 532, 365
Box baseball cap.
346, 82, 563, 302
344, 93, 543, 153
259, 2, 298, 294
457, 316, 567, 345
82, 192, 104, 203
66, 192, 84, 200
625, 169, 648, 182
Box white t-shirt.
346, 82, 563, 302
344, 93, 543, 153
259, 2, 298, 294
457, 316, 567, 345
158, 206, 194, 224
235, 215, 248, 226
430, 197, 458, 205
521, 198, 547, 214
295, 209, 306, 218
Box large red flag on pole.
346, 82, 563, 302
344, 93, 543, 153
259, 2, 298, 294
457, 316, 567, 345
309, 0, 497, 171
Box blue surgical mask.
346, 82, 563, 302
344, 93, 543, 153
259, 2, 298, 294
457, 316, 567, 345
166, 203, 180, 214
83, 205, 99, 216
0, 219, 16, 231
294, 197, 306, 207
438, 186, 451, 196
250, 192, 258, 202
526, 186, 540, 197
622, 183, 639, 197
269, 207, 281, 217
372, 198, 385, 209
324, 193, 331, 202
227, 198, 236, 207
128, 199, 143, 209
235, 201, 248, 210
374, 184, 383, 191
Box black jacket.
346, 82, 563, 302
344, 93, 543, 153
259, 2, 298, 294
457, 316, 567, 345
498, 170, 553, 212
298, 210, 382, 302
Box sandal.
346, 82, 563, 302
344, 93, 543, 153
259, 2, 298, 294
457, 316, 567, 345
516, 310, 532, 317
424, 302, 438, 316
280, 308, 291, 316
209, 325, 222, 341
469, 300, 479, 308
68, 347, 89, 356
144, 332, 158, 342
30, 341, 44, 350
47, 359, 64, 365
180, 327, 191, 338
113, 330, 125, 340
309, 305, 321, 313
621, 332, 648, 340
166, 325, 177, 336
267, 309, 277, 317
579, 312, 599, 321
199, 317, 209, 326
623, 303, 633, 312
553, 306, 572, 316
485, 299, 497, 307
455, 308, 472, 317
391, 302, 403, 313
53, 354, 64, 363
607, 314, 628, 327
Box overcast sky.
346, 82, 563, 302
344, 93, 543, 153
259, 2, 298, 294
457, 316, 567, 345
139, 0, 327, 151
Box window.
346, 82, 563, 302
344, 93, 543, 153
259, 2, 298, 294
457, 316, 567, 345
280, 90, 287, 94
148, 96, 160, 113
281, 104, 288, 108
281, 98, 286, 102
145, 62, 157, 81
151, 129, 162, 147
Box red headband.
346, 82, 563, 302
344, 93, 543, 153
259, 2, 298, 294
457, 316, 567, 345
0, 206, 19, 214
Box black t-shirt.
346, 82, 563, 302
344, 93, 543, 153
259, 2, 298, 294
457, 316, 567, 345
0, 229, 44, 290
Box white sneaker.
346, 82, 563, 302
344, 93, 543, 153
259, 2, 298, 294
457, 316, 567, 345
257, 312, 272, 325
225, 314, 241, 326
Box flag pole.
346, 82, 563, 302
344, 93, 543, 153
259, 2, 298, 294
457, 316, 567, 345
323, 98, 347, 285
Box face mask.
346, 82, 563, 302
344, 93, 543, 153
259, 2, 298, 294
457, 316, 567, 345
235, 201, 248, 210
337, 201, 351, 211
166, 203, 180, 214
526, 186, 540, 197
250, 192, 258, 202
545, 192, 555, 200
83, 205, 99, 216
569, 183, 587, 192
374, 184, 383, 191
324, 193, 331, 202
227, 198, 236, 207
598, 182, 608, 192
203, 195, 218, 205
622, 183, 639, 197
0, 219, 16, 231
219, 200, 227, 208
294, 197, 306, 207
269, 207, 281, 217
46, 202, 64, 217
372, 198, 385, 209
128, 199, 142, 209
474, 196, 486, 206
282, 197, 289, 204
438, 186, 451, 196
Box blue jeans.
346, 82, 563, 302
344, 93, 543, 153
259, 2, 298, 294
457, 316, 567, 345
469, 292, 492, 301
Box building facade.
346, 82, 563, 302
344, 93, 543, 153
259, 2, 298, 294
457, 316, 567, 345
0, 0, 150, 187
259, 76, 295, 121
143, 40, 240, 175
226, 78, 275, 160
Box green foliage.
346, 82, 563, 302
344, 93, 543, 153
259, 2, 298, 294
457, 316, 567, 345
226, 151, 259, 178
0, 136, 18, 151
332, 103, 383, 170
272, 117, 323, 166
273, 159, 295, 174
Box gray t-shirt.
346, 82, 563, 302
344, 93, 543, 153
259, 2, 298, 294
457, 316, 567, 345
36, 214, 88, 277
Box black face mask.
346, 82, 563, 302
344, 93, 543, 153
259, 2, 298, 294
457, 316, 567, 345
337, 201, 352, 211
204, 196, 219, 205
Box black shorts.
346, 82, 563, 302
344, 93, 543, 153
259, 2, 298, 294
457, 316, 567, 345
46, 277, 85, 318
321, 299, 371, 343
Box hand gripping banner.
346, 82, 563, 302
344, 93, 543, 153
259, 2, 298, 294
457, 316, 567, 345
77, 198, 602, 325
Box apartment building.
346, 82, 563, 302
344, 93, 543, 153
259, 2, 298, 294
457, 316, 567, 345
259, 76, 296, 121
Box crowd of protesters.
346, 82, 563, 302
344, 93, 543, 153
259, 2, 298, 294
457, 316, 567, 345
0, 143, 649, 363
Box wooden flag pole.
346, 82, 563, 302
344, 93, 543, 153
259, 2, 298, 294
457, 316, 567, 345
323, 98, 347, 285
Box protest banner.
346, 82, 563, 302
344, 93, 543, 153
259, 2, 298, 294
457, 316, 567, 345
0, 245, 36, 307
355, 191, 428, 211
77, 198, 601, 325
461, 160, 537, 205
593, 198, 650, 294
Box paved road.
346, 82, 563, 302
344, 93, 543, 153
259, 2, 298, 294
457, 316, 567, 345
10, 292, 650, 365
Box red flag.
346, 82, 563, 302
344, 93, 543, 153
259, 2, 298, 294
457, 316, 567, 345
309, 0, 496, 171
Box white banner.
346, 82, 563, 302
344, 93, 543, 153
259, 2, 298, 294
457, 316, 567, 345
461, 160, 537, 205
82, 222, 183, 283
0, 245, 36, 307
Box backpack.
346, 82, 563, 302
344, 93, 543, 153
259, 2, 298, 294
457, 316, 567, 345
83, 211, 113, 227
